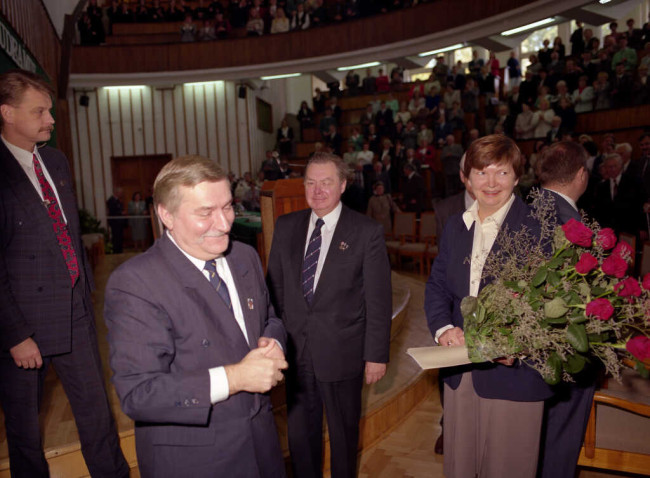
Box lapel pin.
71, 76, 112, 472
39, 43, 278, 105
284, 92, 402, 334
247, 298, 254, 310
339, 241, 349, 251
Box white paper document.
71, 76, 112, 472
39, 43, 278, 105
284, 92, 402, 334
407, 345, 472, 370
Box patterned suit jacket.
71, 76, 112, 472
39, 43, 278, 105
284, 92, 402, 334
0, 142, 93, 356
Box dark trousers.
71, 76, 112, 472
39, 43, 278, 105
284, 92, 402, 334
0, 316, 128, 478
538, 381, 596, 478
286, 349, 363, 478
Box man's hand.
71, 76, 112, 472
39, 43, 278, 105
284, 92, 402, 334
365, 362, 387, 385
495, 357, 515, 366
225, 341, 288, 395
439, 327, 465, 347
257, 337, 285, 361
10, 338, 42, 369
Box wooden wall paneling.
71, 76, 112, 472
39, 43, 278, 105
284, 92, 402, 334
116, 90, 127, 156
128, 90, 137, 155
171, 86, 183, 156
180, 85, 190, 155
235, 90, 244, 175
224, 82, 233, 173
82, 95, 98, 216
212, 82, 223, 167
70, 91, 83, 209
201, 84, 211, 159
191, 84, 204, 156
93, 88, 108, 212
138, 88, 147, 155
149, 87, 159, 155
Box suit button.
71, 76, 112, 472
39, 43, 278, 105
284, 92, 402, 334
201, 339, 210, 347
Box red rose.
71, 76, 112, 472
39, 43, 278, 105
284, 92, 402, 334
561, 219, 593, 247
575, 252, 598, 274
596, 228, 617, 250
613, 241, 634, 261
614, 277, 642, 298
585, 298, 614, 321
626, 336, 650, 361
601, 255, 628, 278
643, 274, 650, 291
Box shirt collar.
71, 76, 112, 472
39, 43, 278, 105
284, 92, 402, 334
462, 194, 515, 230
544, 188, 578, 212
166, 230, 226, 272
1, 135, 37, 167
311, 201, 342, 233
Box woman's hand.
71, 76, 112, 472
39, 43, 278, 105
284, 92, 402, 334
439, 327, 465, 347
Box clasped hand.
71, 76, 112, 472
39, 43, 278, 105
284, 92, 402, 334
225, 338, 288, 395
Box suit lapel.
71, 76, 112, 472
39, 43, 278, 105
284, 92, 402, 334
158, 235, 250, 351
226, 249, 258, 347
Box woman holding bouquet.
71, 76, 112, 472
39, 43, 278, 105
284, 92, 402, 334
425, 135, 553, 478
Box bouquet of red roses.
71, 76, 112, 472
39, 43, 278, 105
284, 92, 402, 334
462, 199, 650, 384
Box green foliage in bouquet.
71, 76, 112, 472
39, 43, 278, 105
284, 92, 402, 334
462, 190, 650, 385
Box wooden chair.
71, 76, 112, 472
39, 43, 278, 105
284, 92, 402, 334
578, 367, 650, 476
640, 241, 650, 277
385, 212, 416, 268
397, 212, 436, 275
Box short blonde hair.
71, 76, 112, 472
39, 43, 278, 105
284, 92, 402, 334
153, 155, 227, 213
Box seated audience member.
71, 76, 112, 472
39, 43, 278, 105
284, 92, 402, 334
401, 163, 426, 215
386, 93, 399, 114
367, 124, 381, 153
367, 181, 400, 235
532, 99, 554, 138
443, 83, 461, 109
402, 120, 419, 150
448, 102, 465, 131
418, 123, 434, 147
213, 12, 231, 38
270, 8, 290, 33
403, 147, 421, 171
593, 71, 611, 110
343, 144, 358, 166
319, 107, 337, 139
198, 19, 216, 41
376, 69, 390, 93
551, 81, 572, 111
425, 86, 441, 118
326, 125, 343, 155
357, 142, 375, 167
396, 101, 412, 124
563, 59, 582, 92
390, 67, 404, 87
572, 76, 594, 113
416, 138, 436, 169
593, 153, 646, 236
375, 101, 394, 138
493, 103, 514, 137
246, 8, 264, 36
180, 14, 197, 42
310, 0, 328, 25
434, 115, 453, 147
448, 65, 466, 91
369, 159, 392, 194
546, 116, 564, 143
348, 126, 365, 151
462, 78, 479, 113
408, 89, 426, 117
289, 3, 311, 30
612, 35, 638, 72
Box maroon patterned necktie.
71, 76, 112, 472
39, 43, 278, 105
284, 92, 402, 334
32, 154, 80, 287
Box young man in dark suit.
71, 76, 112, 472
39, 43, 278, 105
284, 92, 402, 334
535, 141, 595, 478
104, 156, 288, 478
267, 153, 392, 478
0, 69, 128, 477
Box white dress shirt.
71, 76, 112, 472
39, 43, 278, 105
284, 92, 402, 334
304, 201, 342, 291
434, 194, 515, 343
167, 231, 248, 404
2, 135, 68, 223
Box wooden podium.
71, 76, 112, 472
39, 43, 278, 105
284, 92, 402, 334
260, 178, 308, 268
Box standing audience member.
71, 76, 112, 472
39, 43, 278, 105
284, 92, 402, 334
0, 69, 129, 478
128, 191, 148, 251
367, 180, 400, 236
107, 187, 126, 253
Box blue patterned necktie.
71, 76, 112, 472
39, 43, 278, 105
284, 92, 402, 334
302, 218, 325, 305
204, 260, 232, 311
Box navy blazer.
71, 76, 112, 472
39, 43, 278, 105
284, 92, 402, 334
267, 205, 392, 382
425, 196, 553, 402
541, 188, 581, 223
0, 142, 94, 356
105, 235, 286, 477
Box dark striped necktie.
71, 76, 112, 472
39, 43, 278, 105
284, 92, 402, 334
204, 259, 232, 311
302, 218, 324, 305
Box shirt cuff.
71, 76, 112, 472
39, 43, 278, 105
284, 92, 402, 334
434, 325, 454, 344
209, 366, 229, 404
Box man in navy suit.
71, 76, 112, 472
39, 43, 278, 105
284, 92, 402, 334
0, 70, 128, 477
535, 141, 595, 478
105, 156, 288, 478
267, 153, 392, 478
